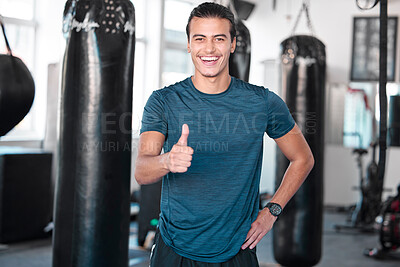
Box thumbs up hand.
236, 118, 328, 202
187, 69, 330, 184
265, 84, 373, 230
166, 124, 194, 173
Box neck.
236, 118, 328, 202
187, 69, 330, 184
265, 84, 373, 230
191, 73, 231, 94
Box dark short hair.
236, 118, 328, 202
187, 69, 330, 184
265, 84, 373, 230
186, 2, 236, 42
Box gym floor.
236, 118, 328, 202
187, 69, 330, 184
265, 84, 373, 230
0, 208, 399, 267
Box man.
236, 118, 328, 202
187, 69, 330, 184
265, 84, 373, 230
135, 2, 314, 266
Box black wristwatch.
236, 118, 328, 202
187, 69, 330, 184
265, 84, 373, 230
264, 202, 282, 217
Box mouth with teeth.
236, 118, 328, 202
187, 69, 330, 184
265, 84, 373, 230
199, 56, 220, 66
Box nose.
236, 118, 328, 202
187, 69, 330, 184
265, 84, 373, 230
205, 39, 216, 53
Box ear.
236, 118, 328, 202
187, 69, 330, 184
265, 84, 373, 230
187, 40, 191, 53
230, 37, 236, 53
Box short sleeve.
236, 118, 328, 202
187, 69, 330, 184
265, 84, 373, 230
265, 90, 295, 139
140, 91, 167, 135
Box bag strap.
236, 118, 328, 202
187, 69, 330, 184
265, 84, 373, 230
291, 1, 315, 36
0, 15, 13, 56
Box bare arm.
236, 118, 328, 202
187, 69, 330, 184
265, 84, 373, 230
270, 123, 314, 208
242, 124, 314, 249
134, 131, 169, 185
134, 124, 193, 185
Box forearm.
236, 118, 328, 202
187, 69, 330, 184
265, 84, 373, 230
270, 156, 314, 209
242, 152, 313, 250
134, 153, 170, 185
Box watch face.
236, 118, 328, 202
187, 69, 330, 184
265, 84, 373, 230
268, 203, 282, 216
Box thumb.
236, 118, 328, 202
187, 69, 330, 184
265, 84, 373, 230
177, 124, 189, 146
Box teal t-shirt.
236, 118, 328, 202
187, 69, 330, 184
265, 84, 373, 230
140, 76, 295, 263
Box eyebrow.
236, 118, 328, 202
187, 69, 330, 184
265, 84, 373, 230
192, 34, 228, 38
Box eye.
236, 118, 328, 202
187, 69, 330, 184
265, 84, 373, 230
194, 37, 204, 41
215, 37, 225, 42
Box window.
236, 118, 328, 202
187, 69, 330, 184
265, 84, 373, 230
342, 82, 400, 149
0, 0, 34, 20
0, 0, 194, 140
131, 0, 146, 135
0, 0, 148, 140
161, 0, 194, 87
134, 0, 196, 136
0, 0, 37, 140
343, 84, 374, 148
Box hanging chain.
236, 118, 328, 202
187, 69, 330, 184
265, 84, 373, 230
0, 15, 13, 56
291, 0, 315, 36
303, 1, 315, 35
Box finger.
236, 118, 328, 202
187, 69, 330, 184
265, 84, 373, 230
177, 124, 189, 146
174, 145, 194, 155
244, 230, 264, 250
171, 166, 188, 173
174, 159, 192, 168
241, 230, 258, 250
184, 146, 194, 154
241, 236, 255, 250
170, 152, 192, 162
249, 232, 265, 249
245, 226, 257, 242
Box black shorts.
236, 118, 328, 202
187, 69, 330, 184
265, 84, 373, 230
149, 229, 259, 267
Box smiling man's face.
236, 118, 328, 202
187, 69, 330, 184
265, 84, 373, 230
187, 17, 236, 79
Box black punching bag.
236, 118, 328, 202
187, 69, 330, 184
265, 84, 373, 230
53, 1, 135, 267
274, 35, 325, 266
229, 19, 251, 82
0, 19, 35, 136
388, 95, 400, 146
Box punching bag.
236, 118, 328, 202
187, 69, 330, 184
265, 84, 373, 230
273, 35, 325, 266
52, 1, 135, 267
229, 19, 251, 82
388, 95, 400, 146
0, 18, 35, 136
